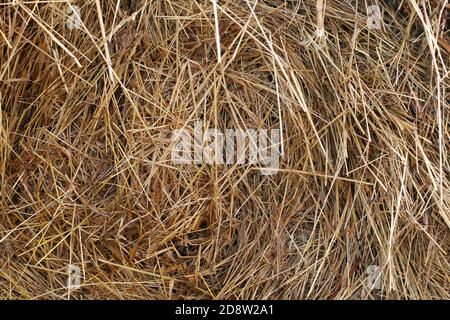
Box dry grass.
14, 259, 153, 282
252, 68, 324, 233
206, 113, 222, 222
0, 0, 449, 300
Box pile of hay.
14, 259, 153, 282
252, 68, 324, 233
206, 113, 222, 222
0, 0, 448, 299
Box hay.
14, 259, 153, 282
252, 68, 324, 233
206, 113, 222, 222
0, 0, 449, 299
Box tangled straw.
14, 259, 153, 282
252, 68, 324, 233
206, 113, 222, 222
0, 0, 448, 300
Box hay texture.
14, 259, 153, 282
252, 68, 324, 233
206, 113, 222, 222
0, 0, 449, 299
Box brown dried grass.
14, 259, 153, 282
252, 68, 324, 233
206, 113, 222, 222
0, 0, 449, 299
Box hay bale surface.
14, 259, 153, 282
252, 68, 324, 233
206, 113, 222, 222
0, 0, 449, 299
